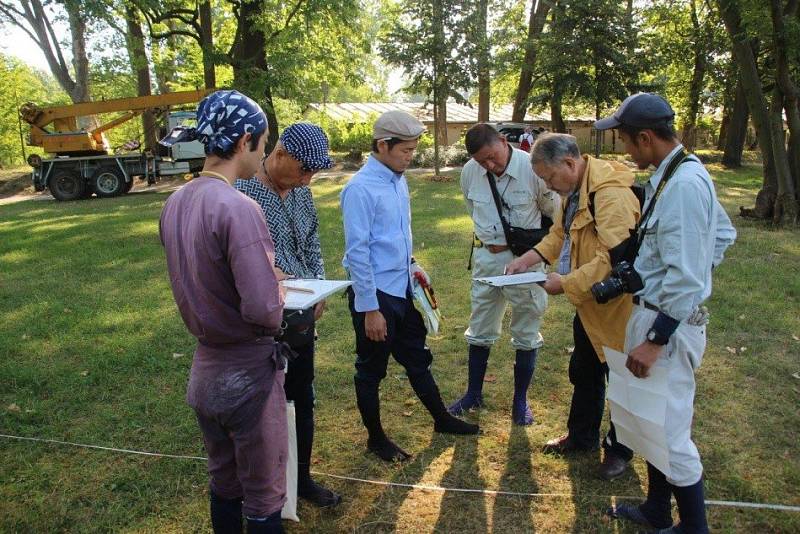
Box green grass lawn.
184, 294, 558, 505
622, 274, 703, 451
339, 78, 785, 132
0, 162, 798, 533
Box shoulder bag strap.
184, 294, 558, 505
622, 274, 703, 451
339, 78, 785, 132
485, 172, 513, 244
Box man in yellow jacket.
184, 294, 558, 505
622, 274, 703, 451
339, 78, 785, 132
506, 133, 641, 480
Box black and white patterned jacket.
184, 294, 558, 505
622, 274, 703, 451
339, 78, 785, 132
235, 178, 325, 279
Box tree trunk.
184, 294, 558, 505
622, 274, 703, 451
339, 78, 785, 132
722, 78, 749, 168
680, 0, 706, 151
64, 1, 90, 103
767, 88, 797, 224
199, 0, 216, 88
477, 0, 489, 122
125, 6, 157, 153
511, 0, 551, 122
550, 84, 566, 133
718, 0, 779, 220
229, 0, 278, 150
432, 85, 441, 176
769, 0, 799, 224
6, 0, 91, 104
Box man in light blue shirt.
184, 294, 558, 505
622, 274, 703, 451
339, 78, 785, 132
597, 93, 736, 534
341, 111, 479, 463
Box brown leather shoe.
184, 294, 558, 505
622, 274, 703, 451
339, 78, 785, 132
542, 434, 599, 455
599, 452, 629, 480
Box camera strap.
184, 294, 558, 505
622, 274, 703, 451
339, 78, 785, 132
632, 148, 690, 251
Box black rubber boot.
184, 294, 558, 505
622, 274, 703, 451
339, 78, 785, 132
296, 415, 342, 507
671, 476, 709, 534
409, 371, 479, 435
245, 510, 283, 534
354, 376, 410, 462
210, 491, 243, 534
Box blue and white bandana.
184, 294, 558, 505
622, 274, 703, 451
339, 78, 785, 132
196, 90, 267, 154
279, 123, 334, 171
159, 90, 267, 154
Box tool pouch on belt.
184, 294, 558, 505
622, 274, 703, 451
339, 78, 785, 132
280, 308, 316, 348
485, 171, 552, 257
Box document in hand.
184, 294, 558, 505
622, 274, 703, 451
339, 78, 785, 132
473, 272, 547, 287
282, 279, 353, 310
604, 346, 672, 478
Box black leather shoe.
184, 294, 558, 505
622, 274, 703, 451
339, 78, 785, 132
542, 434, 599, 455
599, 452, 629, 480
299, 479, 342, 508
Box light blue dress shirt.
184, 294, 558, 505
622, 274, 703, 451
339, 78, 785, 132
341, 155, 414, 312
634, 144, 736, 323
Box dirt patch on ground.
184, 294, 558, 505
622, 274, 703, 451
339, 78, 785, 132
0, 170, 34, 198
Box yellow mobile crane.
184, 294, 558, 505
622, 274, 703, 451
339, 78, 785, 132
21, 88, 212, 201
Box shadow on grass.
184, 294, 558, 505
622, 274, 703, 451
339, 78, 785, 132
433, 435, 488, 532
563, 435, 644, 532
491, 424, 538, 533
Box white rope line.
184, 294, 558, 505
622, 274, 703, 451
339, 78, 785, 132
2, 433, 799, 513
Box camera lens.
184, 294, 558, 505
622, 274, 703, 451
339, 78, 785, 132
591, 277, 624, 304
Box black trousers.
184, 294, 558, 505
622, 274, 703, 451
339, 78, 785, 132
568, 314, 633, 460
347, 288, 433, 385
282, 338, 315, 423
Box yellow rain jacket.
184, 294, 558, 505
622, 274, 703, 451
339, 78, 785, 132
533, 156, 641, 361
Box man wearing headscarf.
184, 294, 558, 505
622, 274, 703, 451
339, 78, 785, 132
236, 123, 341, 508
159, 90, 288, 533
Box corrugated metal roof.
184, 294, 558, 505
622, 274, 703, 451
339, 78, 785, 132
305, 102, 595, 123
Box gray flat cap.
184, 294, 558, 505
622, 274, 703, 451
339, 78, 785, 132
373, 110, 426, 140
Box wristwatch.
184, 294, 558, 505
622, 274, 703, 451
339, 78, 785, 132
646, 328, 669, 346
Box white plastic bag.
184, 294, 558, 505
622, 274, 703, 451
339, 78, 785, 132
281, 401, 299, 522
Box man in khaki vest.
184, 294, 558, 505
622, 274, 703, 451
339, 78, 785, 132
506, 133, 640, 480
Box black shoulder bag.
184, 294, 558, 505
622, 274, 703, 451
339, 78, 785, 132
485, 172, 553, 257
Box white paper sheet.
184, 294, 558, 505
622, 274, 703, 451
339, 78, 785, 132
603, 346, 672, 478
473, 272, 547, 287
281, 279, 352, 310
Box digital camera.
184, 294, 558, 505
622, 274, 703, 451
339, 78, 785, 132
590, 260, 644, 304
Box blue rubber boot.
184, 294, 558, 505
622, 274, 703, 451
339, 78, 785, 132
512, 349, 537, 426
448, 344, 490, 415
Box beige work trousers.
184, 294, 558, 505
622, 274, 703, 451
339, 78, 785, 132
624, 304, 706, 487
465, 246, 547, 351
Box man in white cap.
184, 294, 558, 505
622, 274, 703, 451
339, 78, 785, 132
341, 110, 479, 462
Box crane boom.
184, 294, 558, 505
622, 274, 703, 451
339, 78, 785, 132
20, 88, 212, 156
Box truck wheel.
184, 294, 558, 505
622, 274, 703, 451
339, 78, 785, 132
92, 167, 126, 198
49, 170, 86, 201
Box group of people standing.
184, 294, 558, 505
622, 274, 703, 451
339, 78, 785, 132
159, 89, 735, 534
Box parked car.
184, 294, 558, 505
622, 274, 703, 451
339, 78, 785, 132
485, 122, 544, 148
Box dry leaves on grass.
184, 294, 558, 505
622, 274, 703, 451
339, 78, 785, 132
484, 374, 497, 383
6, 403, 20, 413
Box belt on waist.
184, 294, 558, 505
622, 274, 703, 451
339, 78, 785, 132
472, 235, 508, 253
632, 295, 660, 312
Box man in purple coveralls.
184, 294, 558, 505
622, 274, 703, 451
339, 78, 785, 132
159, 90, 288, 534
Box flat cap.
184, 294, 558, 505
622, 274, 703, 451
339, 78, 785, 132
594, 92, 675, 130
373, 110, 426, 140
